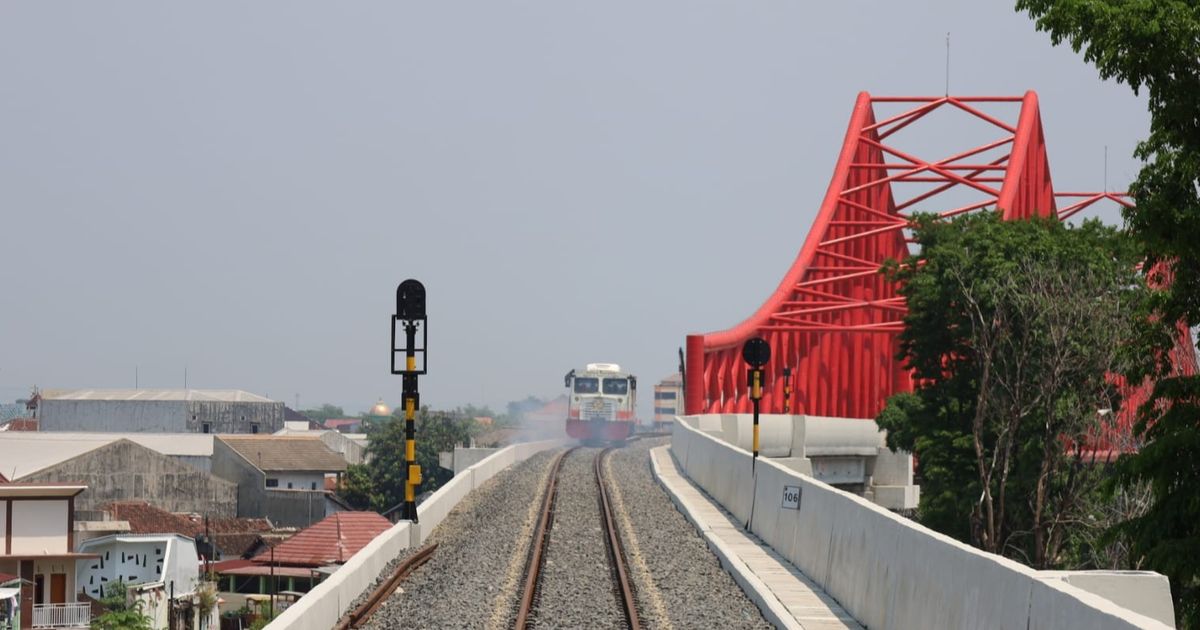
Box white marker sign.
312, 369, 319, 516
782, 485, 802, 510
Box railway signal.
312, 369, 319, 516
392, 279, 428, 523
783, 366, 793, 414
742, 338, 770, 469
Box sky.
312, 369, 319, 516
0, 2, 1149, 419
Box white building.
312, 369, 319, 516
76, 534, 213, 630
0, 483, 93, 629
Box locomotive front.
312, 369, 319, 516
564, 363, 637, 444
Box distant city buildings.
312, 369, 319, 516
37, 389, 284, 435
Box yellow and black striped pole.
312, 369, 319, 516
393, 279, 427, 523
741, 337, 771, 473
751, 368, 762, 460
402, 344, 421, 522
783, 366, 793, 414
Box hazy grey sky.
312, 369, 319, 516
0, 2, 1147, 418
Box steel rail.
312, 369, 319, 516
337, 542, 439, 629
514, 447, 576, 628
596, 447, 642, 630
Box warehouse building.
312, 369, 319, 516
37, 389, 284, 434
0, 435, 237, 515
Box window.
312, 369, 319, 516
655, 391, 677, 400
201, 423, 211, 434
573, 378, 599, 394
250, 423, 259, 434
287, 482, 293, 489
266, 478, 279, 488
311, 482, 317, 490
602, 378, 629, 395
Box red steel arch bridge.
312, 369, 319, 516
684, 91, 1196, 451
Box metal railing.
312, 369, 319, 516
32, 603, 91, 628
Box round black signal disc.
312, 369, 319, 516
742, 337, 771, 367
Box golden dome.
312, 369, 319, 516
369, 398, 391, 417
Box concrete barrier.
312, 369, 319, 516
267, 438, 564, 630
672, 417, 1174, 630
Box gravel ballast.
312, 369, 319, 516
363, 449, 558, 630
605, 437, 772, 629
529, 447, 625, 629
359, 438, 771, 629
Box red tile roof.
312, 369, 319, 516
251, 512, 390, 567
107, 501, 274, 557
323, 419, 361, 431
0, 573, 18, 584
0, 418, 38, 431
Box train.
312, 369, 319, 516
563, 363, 638, 443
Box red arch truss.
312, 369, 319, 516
685, 91, 1143, 420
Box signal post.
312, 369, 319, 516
392, 279, 428, 523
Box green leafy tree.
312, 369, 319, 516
91, 581, 152, 630
1015, 1, 1200, 624
298, 404, 347, 426
876, 212, 1148, 567
339, 407, 479, 512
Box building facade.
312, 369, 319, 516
0, 484, 93, 629
8, 439, 237, 516
37, 389, 283, 435
212, 436, 348, 527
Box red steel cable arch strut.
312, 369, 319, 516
684, 91, 1135, 420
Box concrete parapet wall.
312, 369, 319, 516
672, 416, 1173, 630
266, 438, 565, 630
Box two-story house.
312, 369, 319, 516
0, 484, 94, 629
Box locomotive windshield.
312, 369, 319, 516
573, 377, 600, 394
602, 378, 629, 395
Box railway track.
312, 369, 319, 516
515, 446, 641, 629
336, 543, 438, 629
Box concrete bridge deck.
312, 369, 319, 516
651, 445, 861, 629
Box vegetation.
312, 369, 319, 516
1016, 1, 1200, 624
297, 404, 348, 425
875, 212, 1149, 568
340, 407, 480, 512
91, 581, 152, 630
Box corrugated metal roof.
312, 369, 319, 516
0, 433, 214, 478
251, 512, 390, 566
41, 389, 277, 403
218, 436, 347, 472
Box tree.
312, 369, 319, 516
1015, 1, 1200, 623
298, 404, 347, 426
91, 581, 152, 630
876, 212, 1148, 568
339, 407, 479, 512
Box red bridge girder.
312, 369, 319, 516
685, 92, 1153, 428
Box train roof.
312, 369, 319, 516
574, 363, 633, 378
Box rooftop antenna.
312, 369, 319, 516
184, 366, 188, 390
135, 365, 139, 390
945, 32, 951, 96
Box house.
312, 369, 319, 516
211, 436, 348, 527
105, 501, 277, 560
37, 389, 283, 435
76, 534, 216, 630
272, 427, 367, 465
322, 418, 361, 433
0, 483, 94, 629
0, 435, 236, 516
0, 572, 21, 630
213, 511, 390, 611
